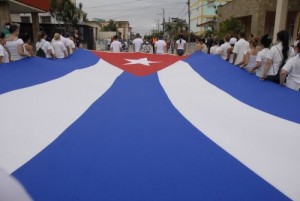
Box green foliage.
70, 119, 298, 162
217, 16, 244, 39
203, 30, 215, 37
165, 19, 188, 40
50, 0, 87, 31
103, 20, 118, 32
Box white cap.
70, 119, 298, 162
230, 37, 237, 45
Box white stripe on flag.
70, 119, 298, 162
0, 59, 123, 174
158, 61, 300, 201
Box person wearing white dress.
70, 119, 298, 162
51, 33, 67, 59
36, 31, 55, 59
5, 24, 29, 61
0, 32, 9, 63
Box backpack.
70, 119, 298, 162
36, 42, 46, 58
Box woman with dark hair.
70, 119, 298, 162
251, 34, 272, 77
0, 32, 10, 63
261, 30, 295, 83
21, 33, 33, 57
6, 24, 29, 61
36, 31, 55, 59
175, 34, 186, 56
280, 42, 300, 91
195, 37, 208, 53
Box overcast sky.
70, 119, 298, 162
77, 0, 188, 36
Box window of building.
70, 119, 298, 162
41, 16, 51, 23
21, 16, 30, 23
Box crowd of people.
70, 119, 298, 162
194, 30, 299, 91
0, 23, 80, 64
1, 22, 299, 91
108, 30, 299, 91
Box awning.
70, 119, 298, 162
9, 0, 50, 14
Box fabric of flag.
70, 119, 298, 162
0, 49, 300, 201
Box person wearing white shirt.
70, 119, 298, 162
216, 40, 224, 56
0, 32, 9, 63
5, 24, 28, 61
280, 41, 300, 91
251, 34, 272, 77
220, 34, 231, 60
52, 31, 69, 56
133, 33, 143, 52
65, 33, 76, 55
51, 33, 67, 59
36, 31, 55, 59
155, 36, 167, 54
210, 40, 220, 55
233, 32, 249, 65
175, 34, 186, 56
110, 35, 122, 53
262, 30, 295, 83
226, 38, 237, 63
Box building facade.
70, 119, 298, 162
217, 0, 300, 40
190, 0, 232, 35
115, 21, 131, 40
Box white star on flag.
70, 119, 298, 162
124, 58, 161, 66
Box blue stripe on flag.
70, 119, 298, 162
0, 49, 99, 94
185, 52, 300, 124
13, 72, 289, 201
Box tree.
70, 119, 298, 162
217, 16, 244, 39
103, 20, 118, 32
50, 0, 87, 32
165, 19, 188, 40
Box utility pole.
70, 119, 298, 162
187, 0, 191, 52
162, 8, 165, 37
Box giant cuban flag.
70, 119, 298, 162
0, 49, 300, 201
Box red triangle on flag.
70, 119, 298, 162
92, 51, 187, 76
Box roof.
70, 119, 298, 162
9, 0, 51, 13
196, 20, 216, 27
